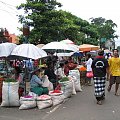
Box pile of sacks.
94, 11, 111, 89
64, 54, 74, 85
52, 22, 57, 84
59, 69, 82, 99
0, 69, 82, 110
19, 90, 65, 110
0, 83, 65, 110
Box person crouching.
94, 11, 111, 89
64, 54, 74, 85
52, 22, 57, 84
30, 68, 48, 96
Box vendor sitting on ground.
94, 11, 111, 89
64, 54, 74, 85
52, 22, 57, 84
30, 68, 48, 96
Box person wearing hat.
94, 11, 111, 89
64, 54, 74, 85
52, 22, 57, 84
91, 50, 109, 105
30, 68, 48, 96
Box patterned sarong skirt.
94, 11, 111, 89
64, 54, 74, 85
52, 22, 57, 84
93, 77, 106, 97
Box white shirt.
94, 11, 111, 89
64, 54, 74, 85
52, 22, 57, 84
55, 67, 66, 78
85, 58, 93, 71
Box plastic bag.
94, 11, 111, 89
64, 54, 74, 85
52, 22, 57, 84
86, 71, 93, 78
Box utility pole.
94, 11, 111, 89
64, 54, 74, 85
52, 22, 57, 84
23, 24, 30, 43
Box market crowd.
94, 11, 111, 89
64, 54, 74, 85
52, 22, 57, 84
0, 49, 120, 107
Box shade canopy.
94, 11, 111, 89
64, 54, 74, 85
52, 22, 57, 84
10, 44, 47, 59
79, 44, 99, 52
36, 44, 45, 48
60, 39, 74, 44
72, 52, 83, 57
0, 42, 17, 57
54, 52, 74, 57
41, 41, 77, 53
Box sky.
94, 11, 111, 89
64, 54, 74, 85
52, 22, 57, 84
0, 0, 120, 45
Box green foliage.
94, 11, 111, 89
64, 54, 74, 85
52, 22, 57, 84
59, 77, 69, 82
90, 17, 118, 40
17, 1, 118, 46
17, 0, 99, 45
4, 78, 16, 82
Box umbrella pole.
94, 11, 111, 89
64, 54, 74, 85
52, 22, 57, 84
23, 61, 27, 95
5, 57, 8, 77
24, 66, 27, 95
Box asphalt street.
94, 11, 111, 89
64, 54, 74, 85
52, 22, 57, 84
0, 81, 120, 120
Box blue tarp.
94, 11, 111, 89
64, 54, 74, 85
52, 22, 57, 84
72, 52, 83, 57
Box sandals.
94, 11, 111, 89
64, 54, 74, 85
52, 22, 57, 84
97, 101, 102, 105
115, 93, 120, 96
107, 86, 111, 92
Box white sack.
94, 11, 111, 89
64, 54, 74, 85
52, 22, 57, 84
19, 96, 36, 110
59, 80, 73, 98
69, 70, 82, 92
42, 75, 50, 87
49, 91, 65, 106
48, 82, 53, 91
1, 81, 20, 107
37, 95, 52, 109
71, 79, 76, 95
42, 75, 53, 91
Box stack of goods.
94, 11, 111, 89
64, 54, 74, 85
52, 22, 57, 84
49, 90, 65, 106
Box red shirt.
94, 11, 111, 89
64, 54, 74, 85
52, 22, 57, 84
64, 65, 69, 76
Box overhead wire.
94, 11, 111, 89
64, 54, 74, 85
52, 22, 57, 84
0, 0, 16, 7
0, 0, 20, 14
0, 8, 17, 19
0, 1, 22, 22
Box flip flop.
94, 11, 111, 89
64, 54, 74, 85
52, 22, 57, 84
115, 93, 120, 96
107, 86, 111, 92
97, 101, 102, 105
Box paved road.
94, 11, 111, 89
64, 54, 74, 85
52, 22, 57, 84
0, 81, 120, 120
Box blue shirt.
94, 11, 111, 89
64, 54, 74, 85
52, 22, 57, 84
30, 75, 43, 88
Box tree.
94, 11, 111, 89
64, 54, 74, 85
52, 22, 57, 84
17, 0, 62, 44
17, 0, 100, 45
90, 17, 118, 40
17, 0, 108, 45
90, 17, 118, 48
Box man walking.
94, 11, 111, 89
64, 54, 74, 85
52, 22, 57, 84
91, 50, 109, 105
107, 49, 120, 96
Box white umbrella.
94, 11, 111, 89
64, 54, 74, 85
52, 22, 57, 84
41, 41, 76, 52
60, 40, 79, 52
36, 44, 45, 48
60, 39, 74, 44
11, 44, 47, 59
67, 44, 79, 52
0, 42, 17, 57
54, 52, 74, 57
10, 44, 47, 95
